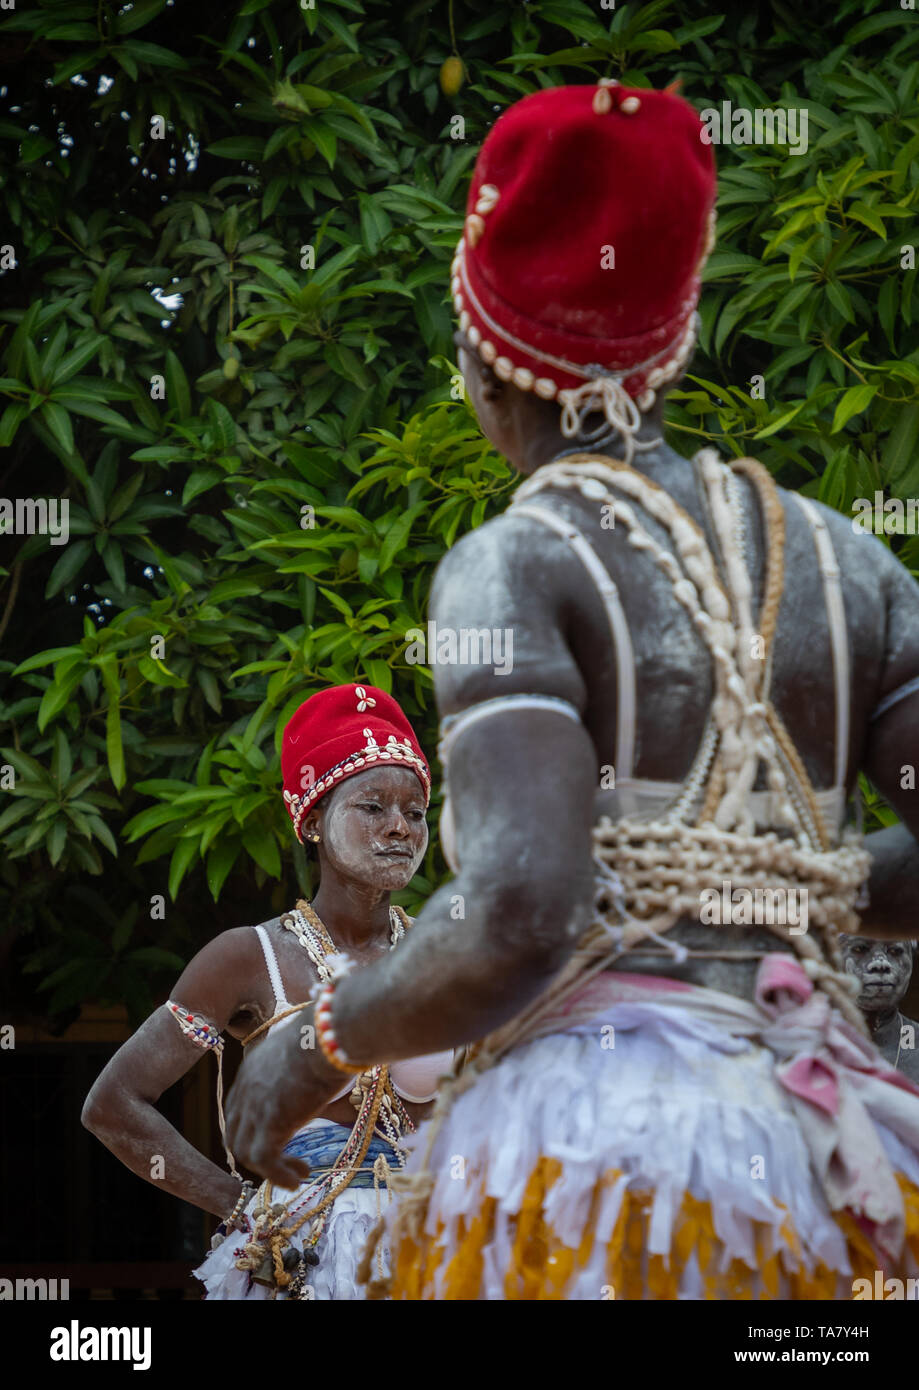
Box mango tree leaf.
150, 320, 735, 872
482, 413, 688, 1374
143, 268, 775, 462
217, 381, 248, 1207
45, 538, 92, 597
164, 349, 192, 420
831, 383, 879, 433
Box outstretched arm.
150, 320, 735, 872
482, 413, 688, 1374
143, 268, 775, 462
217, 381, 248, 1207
225, 517, 601, 1176
333, 698, 598, 1058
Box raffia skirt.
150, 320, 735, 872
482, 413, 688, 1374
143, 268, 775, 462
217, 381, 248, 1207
385, 980, 919, 1300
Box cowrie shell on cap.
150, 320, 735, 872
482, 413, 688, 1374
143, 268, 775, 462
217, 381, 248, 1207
475, 183, 500, 214
465, 213, 485, 247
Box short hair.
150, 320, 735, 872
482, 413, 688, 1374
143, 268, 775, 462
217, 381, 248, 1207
839, 933, 917, 954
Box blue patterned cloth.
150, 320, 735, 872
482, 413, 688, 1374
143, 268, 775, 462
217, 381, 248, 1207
282, 1121, 400, 1189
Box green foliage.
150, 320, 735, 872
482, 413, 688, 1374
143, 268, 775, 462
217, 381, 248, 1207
668, 40, 919, 568
1, 0, 916, 1023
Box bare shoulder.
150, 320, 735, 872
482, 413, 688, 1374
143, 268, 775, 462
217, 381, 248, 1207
429, 510, 588, 717
784, 492, 919, 681
432, 509, 571, 612
778, 488, 905, 592
177, 922, 263, 977
170, 920, 273, 1026
83, 921, 278, 1112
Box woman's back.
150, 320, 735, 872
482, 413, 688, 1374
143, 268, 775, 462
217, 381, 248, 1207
433, 441, 919, 1000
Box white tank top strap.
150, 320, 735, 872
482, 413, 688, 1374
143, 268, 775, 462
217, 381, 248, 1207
511, 501, 636, 779
252, 924, 290, 1012
789, 495, 850, 791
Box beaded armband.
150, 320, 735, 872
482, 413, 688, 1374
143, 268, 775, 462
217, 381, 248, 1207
166, 1000, 223, 1051
314, 976, 366, 1076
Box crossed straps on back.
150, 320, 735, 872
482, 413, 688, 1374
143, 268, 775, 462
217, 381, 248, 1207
510, 449, 851, 847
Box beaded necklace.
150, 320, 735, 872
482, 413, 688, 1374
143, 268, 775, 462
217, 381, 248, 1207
282, 898, 408, 982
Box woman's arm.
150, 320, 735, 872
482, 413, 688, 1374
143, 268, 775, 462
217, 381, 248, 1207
82, 926, 286, 1218
332, 704, 598, 1057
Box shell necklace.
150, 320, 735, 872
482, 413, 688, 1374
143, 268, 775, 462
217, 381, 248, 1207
282, 897, 409, 982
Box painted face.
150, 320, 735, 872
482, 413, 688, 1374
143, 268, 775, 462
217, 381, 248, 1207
312, 765, 428, 890
840, 935, 914, 1014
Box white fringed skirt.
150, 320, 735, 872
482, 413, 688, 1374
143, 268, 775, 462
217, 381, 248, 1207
194, 1121, 394, 1300
384, 969, 919, 1300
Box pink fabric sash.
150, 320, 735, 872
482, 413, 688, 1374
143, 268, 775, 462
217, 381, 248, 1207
534, 955, 919, 1266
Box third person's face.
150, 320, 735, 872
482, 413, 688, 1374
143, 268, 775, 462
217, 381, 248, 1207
841, 936, 914, 1014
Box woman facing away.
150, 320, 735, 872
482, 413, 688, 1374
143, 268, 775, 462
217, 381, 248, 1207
225, 83, 919, 1299
82, 683, 451, 1299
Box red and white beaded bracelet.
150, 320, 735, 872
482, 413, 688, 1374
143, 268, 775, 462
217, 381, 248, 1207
314, 976, 366, 1075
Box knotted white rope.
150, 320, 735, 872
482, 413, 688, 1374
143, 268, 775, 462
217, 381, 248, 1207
558, 371, 644, 462
513, 451, 871, 1029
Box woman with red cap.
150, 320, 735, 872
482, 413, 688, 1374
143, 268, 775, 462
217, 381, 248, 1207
226, 82, 919, 1299
82, 683, 451, 1299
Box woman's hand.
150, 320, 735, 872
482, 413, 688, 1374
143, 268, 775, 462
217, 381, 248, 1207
224, 1003, 345, 1188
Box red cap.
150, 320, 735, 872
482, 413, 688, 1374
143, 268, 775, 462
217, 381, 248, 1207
451, 82, 717, 442
281, 684, 430, 842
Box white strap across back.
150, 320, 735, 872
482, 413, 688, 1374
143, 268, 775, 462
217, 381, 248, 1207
439, 463, 851, 844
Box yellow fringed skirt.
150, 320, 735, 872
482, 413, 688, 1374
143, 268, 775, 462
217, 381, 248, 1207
392, 1161, 919, 1300
383, 995, 919, 1300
